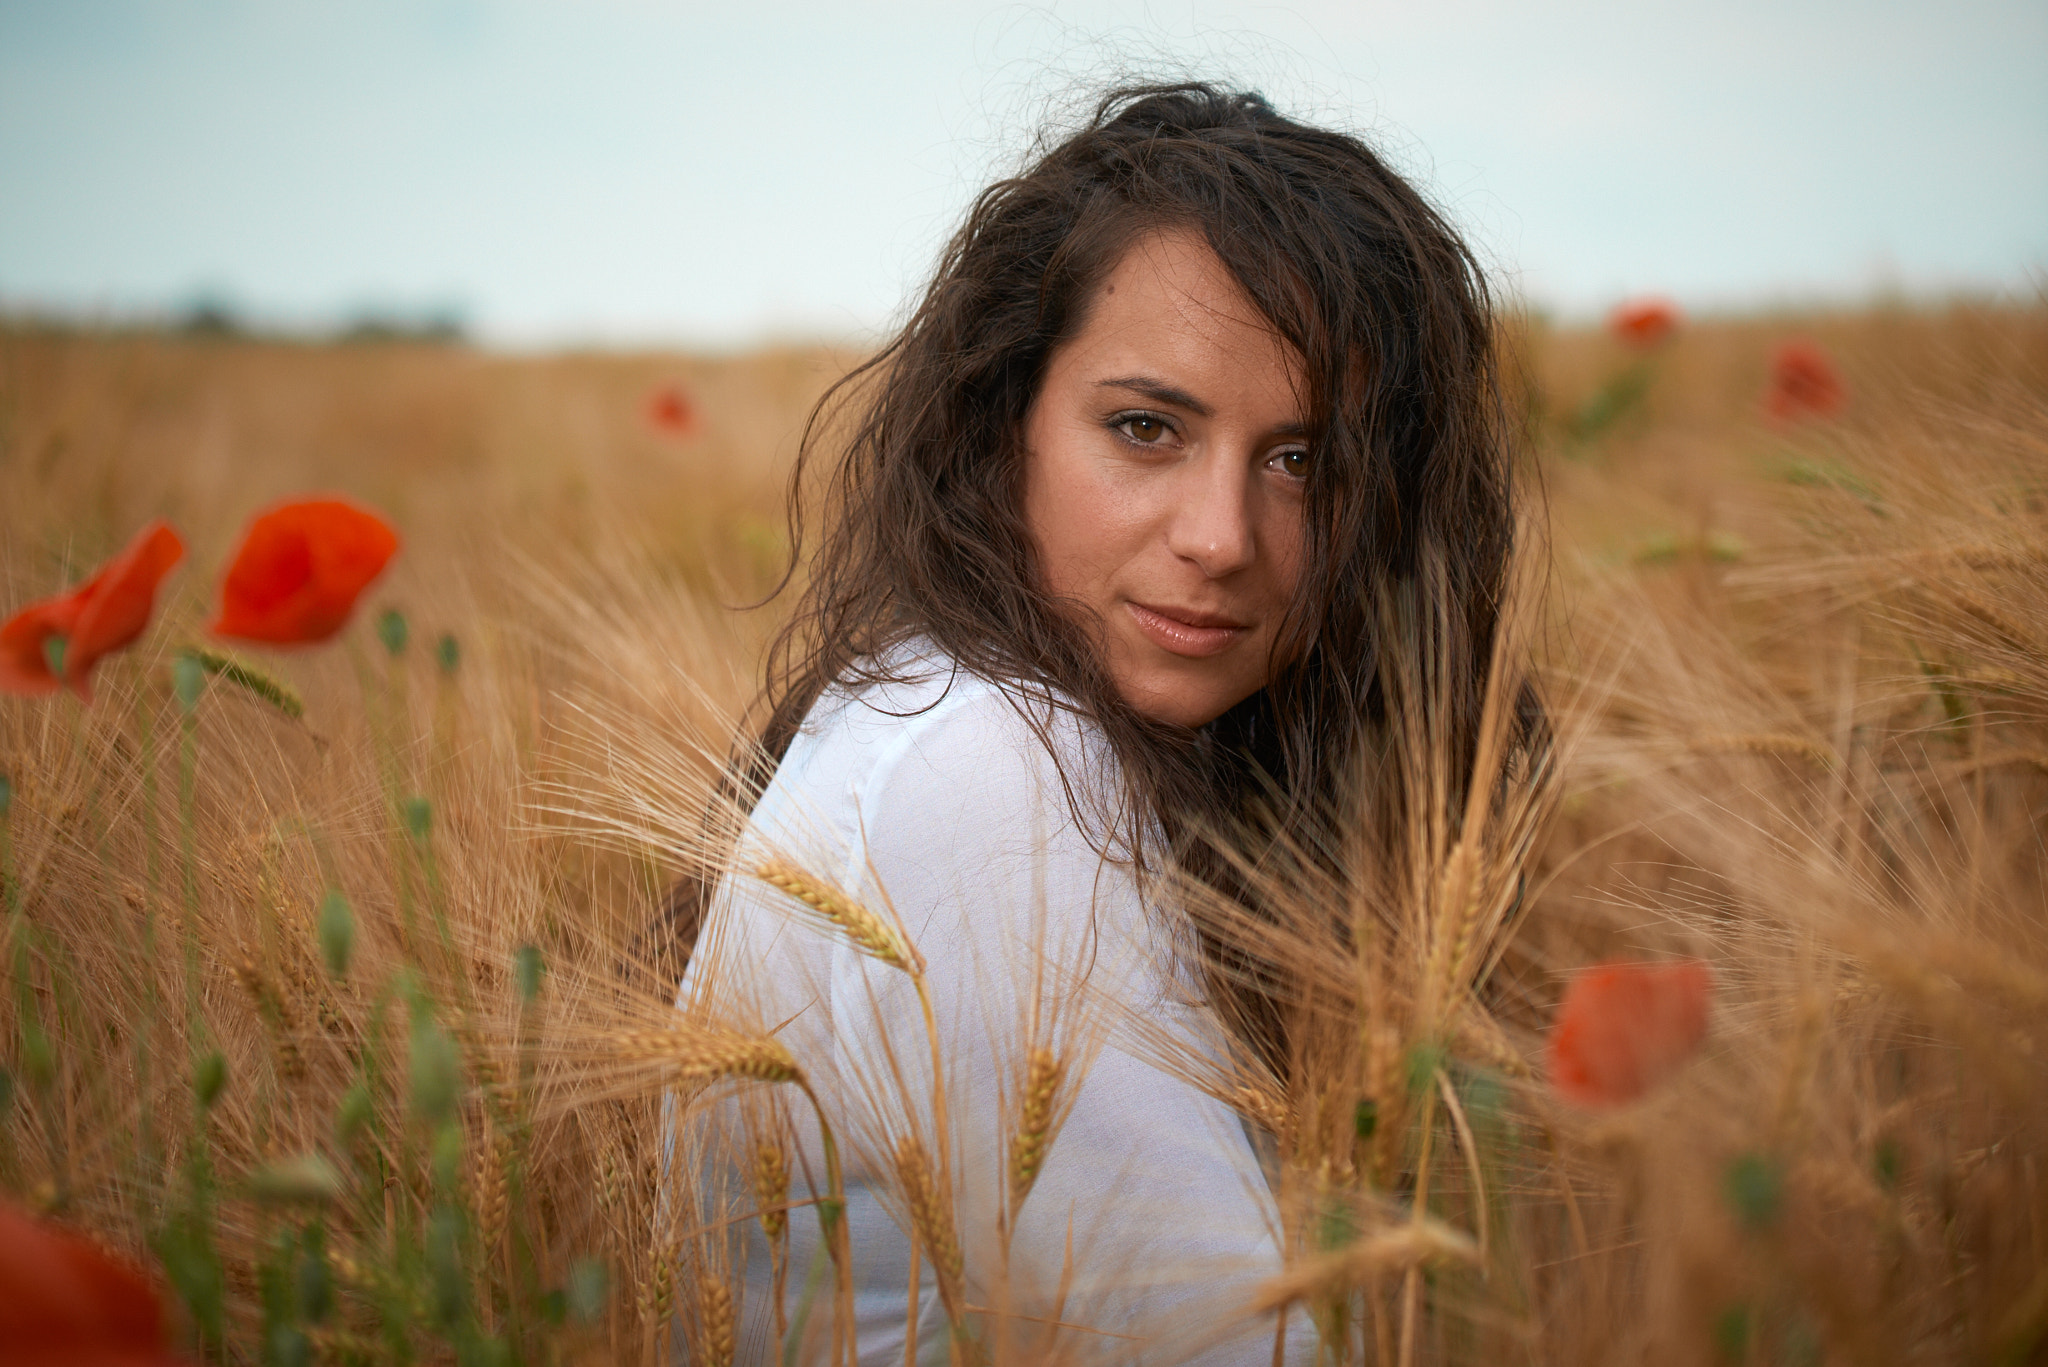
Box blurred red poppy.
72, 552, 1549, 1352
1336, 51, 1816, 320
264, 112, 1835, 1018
1764, 339, 1846, 421
0, 1199, 189, 1366
646, 383, 698, 437
210, 497, 399, 645
1609, 296, 1681, 349
0, 521, 186, 701
1547, 959, 1712, 1109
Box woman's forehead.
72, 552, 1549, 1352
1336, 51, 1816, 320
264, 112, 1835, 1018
1058, 227, 1308, 408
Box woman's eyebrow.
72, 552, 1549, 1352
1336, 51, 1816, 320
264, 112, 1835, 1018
1095, 375, 1309, 436
1097, 375, 1210, 416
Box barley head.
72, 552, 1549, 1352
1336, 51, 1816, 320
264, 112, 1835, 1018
233, 955, 307, 1082
1009, 1046, 1064, 1209
752, 1140, 789, 1241
755, 860, 923, 974
1233, 1084, 1291, 1141
697, 1276, 735, 1367
893, 1135, 964, 1317
606, 1027, 804, 1087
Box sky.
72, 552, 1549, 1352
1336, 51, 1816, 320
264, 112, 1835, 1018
2, 0, 2044, 347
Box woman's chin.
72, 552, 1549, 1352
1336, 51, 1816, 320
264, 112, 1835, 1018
1115, 664, 1253, 729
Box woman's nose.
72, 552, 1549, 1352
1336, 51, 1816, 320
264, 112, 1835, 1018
1164, 451, 1256, 578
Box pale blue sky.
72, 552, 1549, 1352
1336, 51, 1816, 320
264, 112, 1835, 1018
3, 0, 2044, 346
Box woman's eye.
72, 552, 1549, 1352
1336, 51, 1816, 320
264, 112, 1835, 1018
1275, 448, 1310, 479
1118, 415, 1169, 444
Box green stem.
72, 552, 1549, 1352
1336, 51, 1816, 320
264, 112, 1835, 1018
796, 1081, 856, 1367
136, 695, 160, 1166
178, 698, 203, 1044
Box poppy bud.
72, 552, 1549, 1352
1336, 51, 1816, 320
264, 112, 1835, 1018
515, 943, 544, 1004
20, 1021, 55, 1092
194, 1050, 228, 1109
568, 1257, 609, 1323
334, 1083, 373, 1144
403, 796, 433, 844
316, 890, 353, 979
1724, 1151, 1783, 1230
430, 1120, 463, 1192
172, 654, 206, 712
409, 1019, 460, 1125
248, 1154, 344, 1206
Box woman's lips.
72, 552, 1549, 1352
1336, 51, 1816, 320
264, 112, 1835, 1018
1125, 601, 1249, 658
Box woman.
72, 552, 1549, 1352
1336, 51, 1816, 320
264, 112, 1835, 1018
676, 82, 1519, 1364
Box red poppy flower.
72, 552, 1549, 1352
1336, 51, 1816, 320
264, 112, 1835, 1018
210, 497, 399, 645
0, 1199, 189, 1366
1609, 296, 1681, 350
646, 383, 698, 437
1547, 959, 1712, 1109
1764, 339, 1846, 421
0, 521, 186, 701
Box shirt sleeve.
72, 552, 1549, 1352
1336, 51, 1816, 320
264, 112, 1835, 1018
815, 684, 1302, 1365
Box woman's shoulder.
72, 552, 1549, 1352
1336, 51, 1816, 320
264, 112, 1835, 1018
796, 639, 1065, 773
770, 636, 1117, 837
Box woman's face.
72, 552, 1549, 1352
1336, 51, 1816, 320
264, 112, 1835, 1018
1022, 228, 1309, 728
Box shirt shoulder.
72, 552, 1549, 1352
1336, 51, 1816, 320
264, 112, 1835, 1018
755, 642, 1127, 894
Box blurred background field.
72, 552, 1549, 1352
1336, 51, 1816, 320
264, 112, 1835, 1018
3, 299, 2046, 1363
4, 2, 2046, 1360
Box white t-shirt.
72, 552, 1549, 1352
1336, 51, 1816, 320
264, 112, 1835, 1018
678, 643, 1301, 1365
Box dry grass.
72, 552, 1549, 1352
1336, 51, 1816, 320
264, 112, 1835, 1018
1, 299, 2044, 1364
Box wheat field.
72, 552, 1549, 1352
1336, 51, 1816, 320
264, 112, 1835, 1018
1, 300, 2045, 1365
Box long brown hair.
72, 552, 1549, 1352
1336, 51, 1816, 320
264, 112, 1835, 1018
675, 83, 1524, 1066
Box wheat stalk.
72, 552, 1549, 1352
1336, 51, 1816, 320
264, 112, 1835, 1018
755, 859, 924, 973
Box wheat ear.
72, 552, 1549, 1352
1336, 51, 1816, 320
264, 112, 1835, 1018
1685, 732, 1838, 767
1008, 1047, 1064, 1211
755, 860, 924, 973
753, 1140, 790, 1240
697, 1276, 736, 1367
232, 955, 306, 1081
638, 1247, 675, 1330
753, 1138, 791, 1345
605, 1027, 804, 1085
1250, 1219, 1480, 1313
476, 1131, 511, 1268
894, 1135, 965, 1327
1234, 1084, 1292, 1141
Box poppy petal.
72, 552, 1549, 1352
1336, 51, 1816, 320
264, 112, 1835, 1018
1547, 960, 1712, 1109
210, 498, 399, 646
0, 1201, 178, 1363
1609, 297, 1681, 350
1, 522, 183, 701
1764, 339, 1847, 421
62, 522, 186, 701
0, 599, 75, 695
